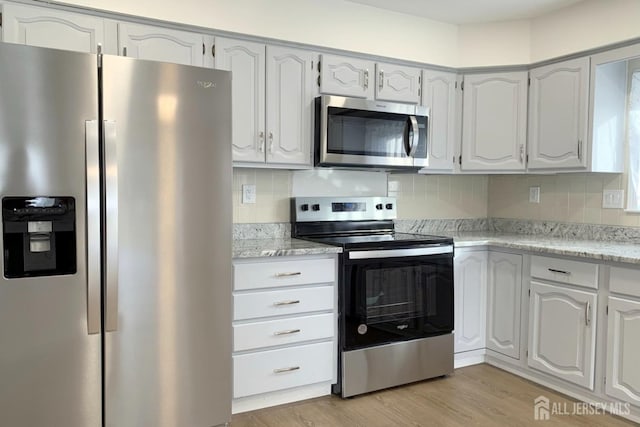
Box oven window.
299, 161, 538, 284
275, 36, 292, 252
344, 256, 453, 350
365, 268, 424, 323
327, 107, 426, 158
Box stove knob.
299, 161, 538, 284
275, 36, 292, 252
375, 203, 383, 210
300, 204, 309, 211
312, 204, 321, 211
385, 203, 393, 210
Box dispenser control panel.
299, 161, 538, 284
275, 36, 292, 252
2, 196, 77, 278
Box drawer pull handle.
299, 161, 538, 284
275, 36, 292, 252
548, 268, 570, 275
273, 300, 301, 306
275, 272, 302, 277
273, 366, 300, 374
274, 329, 301, 336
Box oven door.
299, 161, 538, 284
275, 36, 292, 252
342, 245, 453, 351
317, 96, 428, 169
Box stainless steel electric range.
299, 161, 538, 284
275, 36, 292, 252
291, 196, 454, 397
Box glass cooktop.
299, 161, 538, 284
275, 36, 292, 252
305, 232, 453, 249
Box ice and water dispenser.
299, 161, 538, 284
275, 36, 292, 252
2, 197, 77, 278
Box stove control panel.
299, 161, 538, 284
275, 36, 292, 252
291, 196, 397, 222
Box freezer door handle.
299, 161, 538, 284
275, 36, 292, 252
85, 120, 101, 335
104, 120, 119, 332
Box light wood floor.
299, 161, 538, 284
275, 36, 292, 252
231, 364, 637, 426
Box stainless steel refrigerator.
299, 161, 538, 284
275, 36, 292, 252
0, 42, 232, 426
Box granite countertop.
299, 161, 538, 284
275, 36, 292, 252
448, 232, 640, 264
233, 232, 640, 264
233, 238, 342, 258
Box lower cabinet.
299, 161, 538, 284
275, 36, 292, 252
606, 296, 640, 406
528, 281, 597, 390
453, 250, 487, 353
234, 341, 334, 398
454, 250, 639, 422
232, 255, 337, 406
486, 251, 522, 359
607, 266, 640, 408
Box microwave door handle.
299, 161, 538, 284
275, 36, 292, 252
408, 115, 419, 157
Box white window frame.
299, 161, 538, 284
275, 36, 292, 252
626, 67, 640, 212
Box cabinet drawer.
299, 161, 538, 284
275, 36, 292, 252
234, 313, 334, 352
234, 258, 335, 291
233, 341, 334, 398
234, 285, 334, 321
610, 266, 640, 298
530, 255, 598, 289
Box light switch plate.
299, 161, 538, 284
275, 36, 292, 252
529, 186, 540, 204
603, 189, 624, 209
242, 184, 256, 204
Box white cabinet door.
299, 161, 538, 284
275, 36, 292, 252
265, 46, 315, 165
215, 38, 266, 163
461, 72, 528, 172
454, 251, 487, 353
486, 252, 522, 359
528, 281, 597, 389
606, 297, 640, 406
118, 22, 213, 67
319, 54, 374, 99
528, 57, 590, 170
1, 3, 107, 53
421, 70, 458, 172
375, 62, 421, 104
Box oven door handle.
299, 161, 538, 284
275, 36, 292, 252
348, 245, 453, 260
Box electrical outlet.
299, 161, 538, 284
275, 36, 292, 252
529, 186, 540, 204
242, 184, 256, 204
602, 189, 624, 209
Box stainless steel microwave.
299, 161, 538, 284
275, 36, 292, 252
315, 95, 429, 170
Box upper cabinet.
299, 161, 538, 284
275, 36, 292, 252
460, 72, 528, 172
215, 38, 265, 164
319, 54, 375, 99
1, 3, 116, 54
528, 57, 590, 170
318, 55, 422, 103
118, 22, 214, 67
420, 70, 459, 172
215, 37, 314, 167
375, 62, 421, 104
265, 45, 316, 165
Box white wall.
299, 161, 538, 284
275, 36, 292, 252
57, 0, 640, 67
530, 0, 640, 63
57, 0, 460, 66
457, 20, 531, 67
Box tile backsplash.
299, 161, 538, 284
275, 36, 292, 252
388, 174, 489, 220
488, 172, 640, 227
233, 169, 292, 223
233, 168, 639, 227
232, 169, 489, 223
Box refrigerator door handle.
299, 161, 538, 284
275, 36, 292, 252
104, 120, 119, 332
85, 120, 101, 335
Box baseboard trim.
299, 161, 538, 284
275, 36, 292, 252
454, 349, 486, 369
232, 382, 332, 414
